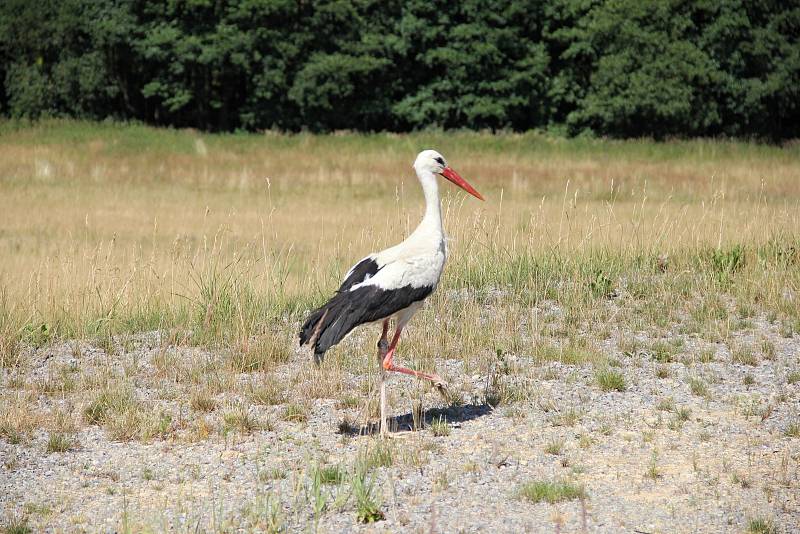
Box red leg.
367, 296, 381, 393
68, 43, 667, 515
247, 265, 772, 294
381, 327, 446, 386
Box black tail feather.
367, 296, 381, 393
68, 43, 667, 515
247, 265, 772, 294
298, 307, 325, 347
299, 292, 364, 363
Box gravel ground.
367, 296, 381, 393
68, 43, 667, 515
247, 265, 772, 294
2, 317, 799, 533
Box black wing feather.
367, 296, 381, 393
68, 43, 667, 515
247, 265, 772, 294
337, 257, 381, 293
299, 284, 433, 363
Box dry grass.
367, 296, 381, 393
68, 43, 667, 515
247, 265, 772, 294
0, 120, 799, 451
0, 392, 39, 444
0, 121, 797, 350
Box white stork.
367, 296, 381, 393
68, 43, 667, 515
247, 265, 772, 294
299, 149, 484, 435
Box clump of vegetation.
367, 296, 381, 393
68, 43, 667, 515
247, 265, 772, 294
549, 408, 582, 427
246, 377, 286, 406
223, 403, 267, 434
648, 339, 682, 363
282, 403, 309, 423
696, 349, 716, 363
595, 368, 626, 392
645, 452, 661, 480
2, 513, 32, 534
358, 441, 394, 470
484, 369, 533, 407
587, 268, 614, 299
747, 517, 776, 534
518, 480, 587, 504
708, 245, 746, 282
259, 467, 287, 482
336, 395, 361, 410
228, 332, 291, 373
618, 336, 644, 357
352, 468, 384, 523
668, 407, 691, 431
190, 389, 216, 412
83, 386, 137, 426
688, 377, 710, 398
760, 338, 776, 360
784, 423, 800, 438
544, 439, 564, 455
46, 432, 73, 453
430, 416, 450, 437
35, 368, 78, 396
655, 365, 672, 379
656, 398, 675, 412
731, 343, 759, 366
82, 385, 169, 441
349, 443, 392, 523
731, 472, 751, 489
689, 295, 730, 326
0, 312, 25, 368
314, 464, 345, 485
0, 395, 38, 444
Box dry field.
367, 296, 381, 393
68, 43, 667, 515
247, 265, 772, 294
1, 121, 799, 533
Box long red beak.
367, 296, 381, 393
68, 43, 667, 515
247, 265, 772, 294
440, 167, 484, 201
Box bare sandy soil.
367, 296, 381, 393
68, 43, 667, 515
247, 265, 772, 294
2, 314, 799, 534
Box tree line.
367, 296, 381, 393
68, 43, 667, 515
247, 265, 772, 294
1, 0, 798, 139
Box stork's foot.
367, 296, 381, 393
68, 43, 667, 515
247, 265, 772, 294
429, 375, 449, 395
377, 417, 410, 439
378, 429, 409, 440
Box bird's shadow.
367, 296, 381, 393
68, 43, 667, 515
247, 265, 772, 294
339, 402, 493, 437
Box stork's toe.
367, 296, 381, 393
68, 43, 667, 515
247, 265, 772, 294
432, 378, 449, 393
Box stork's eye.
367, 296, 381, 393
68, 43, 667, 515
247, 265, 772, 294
434, 157, 445, 165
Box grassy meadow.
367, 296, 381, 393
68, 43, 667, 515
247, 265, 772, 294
1, 121, 799, 531
1, 120, 798, 352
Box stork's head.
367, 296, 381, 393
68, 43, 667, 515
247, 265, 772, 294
413, 149, 484, 201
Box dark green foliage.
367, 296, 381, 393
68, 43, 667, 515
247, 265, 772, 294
561, 0, 800, 139
0, 0, 797, 137
391, 1, 550, 130
0, 0, 134, 120
567, 1, 724, 137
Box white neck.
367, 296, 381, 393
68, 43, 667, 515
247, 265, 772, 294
415, 169, 443, 236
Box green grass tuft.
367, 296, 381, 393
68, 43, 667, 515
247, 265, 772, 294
46, 432, 73, 453
281, 403, 309, 423
430, 416, 450, 437
352, 467, 384, 523
595, 368, 626, 392
315, 465, 345, 485
747, 517, 776, 534
1, 510, 32, 534
688, 377, 710, 398
518, 480, 587, 504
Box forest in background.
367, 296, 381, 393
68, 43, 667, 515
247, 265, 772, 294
1, 0, 798, 139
